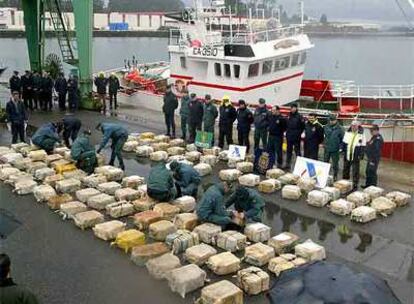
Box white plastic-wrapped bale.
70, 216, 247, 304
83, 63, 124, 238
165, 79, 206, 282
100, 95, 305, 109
20, 146, 40, 157
123, 140, 139, 152
60, 201, 87, 218
371, 196, 396, 216
236, 161, 254, 173
169, 138, 185, 147
351, 206, 377, 223
266, 168, 285, 179
106, 201, 135, 218
63, 150, 73, 161
0, 147, 13, 156
244, 223, 271, 243
132, 196, 157, 212
307, 190, 330, 207
33, 167, 55, 181
282, 185, 302, 200
50, 159, 71, 170
329, 199, 354, 216
292, 257, 308, 267
81, 174, 107, 188
363, 186, 385, 199
45, 154, 63, 165
11, 142, 29, 152
218, 150, 229, 161
198, 280, 243, 304
97, 181, 122, 195
62, 170, 87, 180
43, 174, 64, 187
76, 188, 101, 203
172, 196, 196, 212
150, 151, 169, 162
207, 252, 241, 275
154, 134, 170, 143
100, 166, 124, 182
151, 142, 170, 152
167, 155, 186, 163
178, 159, 194, 167
0, 152, 23, 164
268, 232, 300, 254
115, 187, 141, 201
333, 179, 353, 194
0, 167, 21, 181
193, 163, 212, 176
258, 179, 281, 193
28, 150, 47, 161
136, 145, 154, 157
87, 193, 116, 210
130, 242, 169, 267
93, 220, 126, 241
216, 231, 247, 252
53, 146, 70, 156
386, 191, 412, 207
278, 173, 299, 185
10, 158, 32, 170
26, 161, 47, 175
13, 179, 37, 195
174, 213, 198, 231
203, 146, 221, 156
219, 169, 242, 181
5, 172, 33, 186
132, 210, 163, 231
297, 177, 316, 192
237, 266, 269, 295
73, 210, 104, 230
139, 138, 155, 146
193, 223, 222, 244
146, 253, 181, 280
200, 155, 218, 167
347, 191, 371, 207
167, 146, 185, 156
238, 174, 260, 187
47, 194, 73, 210
185, 243, 217, 266
321, 186, 341, 201
153, 203, 180, 221
127, 134, 140, 142
227, 157, 242, 168
33, 184, 57, 203
55, 178, 81, 194
165, 229, 199, 254
295, 239, 326, 261
268, 257, 295, 276
244, 243, 275, 266
185, 143, 197, 152
167, 264, 206, 298
185, 151, 201, 162
122, 175, 145, 189
149, 220, 177, 241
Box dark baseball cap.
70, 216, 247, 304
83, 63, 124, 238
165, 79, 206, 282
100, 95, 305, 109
258, 98, 266, 104
371, 124, 379, 131
329, 114, 337, 121
238, 99, 246, 106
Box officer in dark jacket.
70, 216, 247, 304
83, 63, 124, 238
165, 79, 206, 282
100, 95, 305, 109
54, 73, 68, 111
225, 186, 265, 223
188, 93, 204, 143
41, 71, 54, 111
304, 113, 324, 160
285, 103, 305, 169
147, 162, 177, 201
32, 71, 41, 110
179, 90, 190, 140
363, 124, 384, 187
108, 73, 120, 110
21, 70, 34, 110
267, 105, 287, 167
218, 96, 237, 149
236, 100, 253, 153
170, 160, 201, 198
71, 130, 97, 174
32, 122, 61, 153
253, 98, 270, 150
61, 114, 82, 147
9, 71, 21, 94
162, 85, 178, 137
67, 74, 79, 110
96, 122, 128, 170
6, 91, 28, 144
95, 72, 108, 113
203, 94, 218, 146
0, 253, 39, 304
324, 115, 344, 181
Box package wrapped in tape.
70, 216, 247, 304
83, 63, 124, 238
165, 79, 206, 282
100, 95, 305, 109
216, 230, 247, 252
347, 191, 371, 207
153, 203, 180, 220
150, 151, 169, 162
115, 187, 141, 201
97, 181, 122, 195
172, 195, 196, 212
333, 179, 353, 194
28, 150, 47, 161
329, 199, 354, 216
236, 161, 254, 174
43, 174, 64, 188
87, 193, 116, 210
167, 264, 206, 298
363, 186, 385, 199
202, 146, 221, 156
266, 168, 285, 179
106, 201, 135, 218
198, 280, 243, 304
0, 147, 14, 156
33, 167, 55, 181
149, 220, 177, 241
278, 173, 299, 185
121, 175, 145, 189
33, 184, 57, 203
282, 185, 302, 200
371, 196, 396, 216
185, 243, 217, 266
193, 163, 212, 177
93, 220, 126, 241
244, 223, 271, 243
26, 161, 47, 175
55, 178, 81, 194
111, 229, 145, 253
96, 166, 124, 182
45, 154, 63, 165
13, 179, 37, 195
268, 232, 300, 254
50, 159, 71, 171
76, 188, 101, 203
268, 257, 295, 276
73, 210, 104, 230
136, 145, 154, 157
200, 155, 218, 167
185, 151, 201, 162
5, 172, 33, 186
146, 253, 181, 280
53, 146, 70, 156
1, 152, 24, 164
20, 145, 40, 157
169, 138, 185, 147
132, 196, 157, 212
244, 243, 275, 266
207, 252, 241, 275
123, 140, 139, 152
151, 142, 170, 152
295, 239, 326, 261
227, 157, 242, 168
165, 229, 199, 254
47, 193, 73, 210
351, 206, 377, 223
321, 186, 341, 201
168, 155, 186, 163
193, 223, 222, 244
10, 157, 32, 170
11, 142, 29, 152
307, 190, 330, 207
132, 210, 163, 230
139, 132, 155, 140
130, 242, 169, 266
60, 201, 87, 218
386, 191, 412, 207
154, 134, 170, 143
219, 169, 242, 181
185, 143, 197, 152
258, 179, 281, 193
81, 174, 107, 188
297, 177, 317, 192
218, 150, 229, 161
167, 146, 185, 156
237, 266, 269, 295
173, 213, 198, 231
238, 174, 260, 187
0, 167, 21, 180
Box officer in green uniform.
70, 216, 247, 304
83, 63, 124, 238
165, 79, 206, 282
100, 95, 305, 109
225, 186, 265, 223
71, 130, 97, 174
179, 90, 190, 140
203, 94, 218, 146
170, 160, 201, 198
323, 115, 344, 181
147, 162, 177, 201
96, 122, 128, 170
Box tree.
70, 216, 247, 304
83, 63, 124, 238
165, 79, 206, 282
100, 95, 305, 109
108, 0, 184, 12
320, 13, 328, 24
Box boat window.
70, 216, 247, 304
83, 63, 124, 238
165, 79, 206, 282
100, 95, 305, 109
224, 64, 231, 78
291, 53, 300, 66
262, 60, 273, 74
274, 56, 291, 71
300, 52, 307, 64
214, 63, 222, 76
234, 65, 241, 78
180, 57, 186, 69
248, 63, 259, 77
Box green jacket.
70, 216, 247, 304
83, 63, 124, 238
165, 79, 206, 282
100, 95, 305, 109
196, 184, 231, 226
225, 187, 265, 222
71, 134, 94, 161
0, 278, 40, 304
179, 96, 190, 117
324, 122, 345, 153
147, 163, 175, 193
203, 103, 218, 129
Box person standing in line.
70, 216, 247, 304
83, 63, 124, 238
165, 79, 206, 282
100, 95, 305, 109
363, 124, 384, 188
32, 71, 41, 110
285, 103, 305, 169
218, 96, 237, 149
6, 91, 28, 144
267, 105, 287, 168
41, 71, 54, 111
304, 113, 325, 160
108, 73, 120, 111
67, 74, 79, 110
179, 90, 190, 140
253, 98, 270, 150
203, 94, 218, 146
342, 120, 366, 190
54, 73, 68, 111
323, 115, 344, 181
236, 100, 254, 153
96, 122, 128, 171
162, 84, 178, 138
94, 72, 108, 114
20, 70, 34, 110
187, 93, 204, 143
9, 71, 21, 95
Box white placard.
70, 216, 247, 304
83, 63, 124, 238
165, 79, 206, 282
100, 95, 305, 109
228, 145, 247, 161
293, 156, 331, 188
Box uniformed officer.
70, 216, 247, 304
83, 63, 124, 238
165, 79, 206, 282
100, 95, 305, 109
267, 105, 287, 168
285, 103, 305, 169
304, 113, 324, 160
363, 124, 384, 188
323, 115, 344, 181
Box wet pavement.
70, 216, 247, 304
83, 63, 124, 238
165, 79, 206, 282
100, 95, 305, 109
0, 108, 413, 304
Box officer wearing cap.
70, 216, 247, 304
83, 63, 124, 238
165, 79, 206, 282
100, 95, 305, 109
363, 124, 384, 188
323, 114, 344, 181
236, 100, 254, 153
285, 103, 305, 169
253, 98, 270, 150
304, 113, 324, 160
267, 105, 287, 167
203, 94, 218, 146
218, 96, 237, 148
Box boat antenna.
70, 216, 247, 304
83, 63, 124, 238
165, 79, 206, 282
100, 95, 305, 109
299, 1, 304, 25
394, 0, 414, 30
